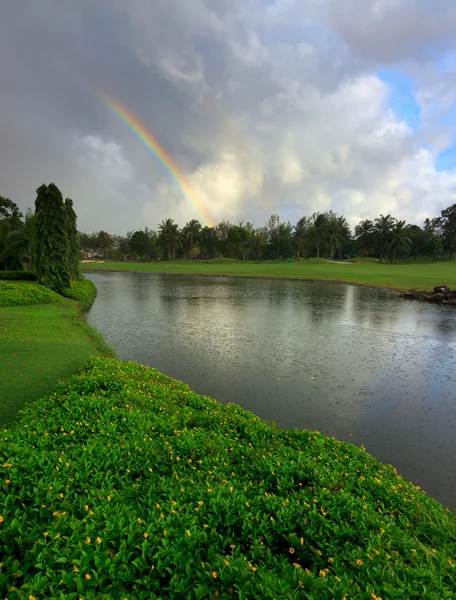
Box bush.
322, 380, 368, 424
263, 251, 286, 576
0, 281, 61, 307
61, 278, 97, 311
0, 271, 37, 281
0, 357, 455, 599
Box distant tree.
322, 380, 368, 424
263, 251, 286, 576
33, 183, 71, 293
130, 230, 151, 259
373, 214, 395, 262
310, 212, 329, 259
2, 209, 35, 272
355, 219, 374, 258
0, 197, 24, 270
158, 218, 181, 260
388, 220, 412, 263
96, 231, 114, 259
64, 198, 80, 280
423, 233, 443, 262
294, 216, 311, 259
189, 243, 200, 259
182, 220, 202, 257
439, 203, 456, 259
406, 224, 428, 261
200, 226, 217, 259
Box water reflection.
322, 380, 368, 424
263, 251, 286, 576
85, 272, 456, 511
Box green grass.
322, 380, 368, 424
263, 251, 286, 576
0, 281, 61, 307
81, 258, 456, 292
0, 356, 455, 599
0, 299, 114, 425
62, 278, 98, 311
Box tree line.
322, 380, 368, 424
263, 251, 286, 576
2, 188, 456, 273
0, 183, 80, 292
78, 204, 456, 263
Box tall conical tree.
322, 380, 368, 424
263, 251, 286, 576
65, 197, 80, 280
33, 183, 70, 293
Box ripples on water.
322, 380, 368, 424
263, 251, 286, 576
86, 272, 456, 510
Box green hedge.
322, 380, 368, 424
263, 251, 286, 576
62, 278, 97, 311
0, 281, 61, 307
0, 357, 454, 599
0, 271, 37, 281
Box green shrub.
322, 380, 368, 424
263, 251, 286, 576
0, 357, 455, 599
0, 281, 61, 307
0, 271, 37, 281
61, 278, 97, 311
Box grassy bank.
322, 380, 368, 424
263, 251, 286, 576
0, 297, 113, 425
1, 356, 455, 599
81, 258, 456, 292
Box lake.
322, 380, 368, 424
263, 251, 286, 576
85, 271, 456, 511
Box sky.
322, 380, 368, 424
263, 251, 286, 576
1, 0, 456, 234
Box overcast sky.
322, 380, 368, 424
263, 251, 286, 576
1, 0, 456, 233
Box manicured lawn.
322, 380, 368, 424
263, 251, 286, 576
81, 258, 456, 292
0, 299, 113, 425
0, 357, 455, 598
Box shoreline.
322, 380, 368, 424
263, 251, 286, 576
83, 268, 403, 294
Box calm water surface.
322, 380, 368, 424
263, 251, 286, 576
86, 272, 456, 511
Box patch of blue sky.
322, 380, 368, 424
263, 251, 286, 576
377, 69, 421, 131
435, 145, 456, 172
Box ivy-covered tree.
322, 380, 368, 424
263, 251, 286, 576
65, 198, 80, 280
33, 183, 70, 293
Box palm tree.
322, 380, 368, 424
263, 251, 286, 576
335, 216, 351, 260
310, 212, 328, 258
388, 220, 412, 263
158, 218, 182, 260
182, 219, 201, 258
355, 219, 374, 258
373, 214, 395, 262
294, 216, 311, 259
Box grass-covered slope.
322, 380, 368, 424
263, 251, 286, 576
0, 281, 61, 307
62, 278, 97, 311
0, 300, 114, 424
1, 358, 454, 599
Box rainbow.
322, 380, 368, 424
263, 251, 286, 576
97, 92, 214, 227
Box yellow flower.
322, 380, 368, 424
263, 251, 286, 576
0, 515, 3, 523
203, 524, 209, 528
208, 489, 213, 493
96, 537, 102, 544
85, 537, 91, 544
29, 596, 37, 600
107, 496, 111, 502
85, 573, 91, 580
289, 548, 295, 554
293, 563, 301, 569
212, 571, 217, 579
328, 557, 334, 563
319, 569, 327, 577
449, 560, 455, 568
356, 559, 363, 565
144, 533, 149, 538
410, 549, 417, 553
84, 505, 89, 511
5, 479, 10, 484
300, 537, 304, 545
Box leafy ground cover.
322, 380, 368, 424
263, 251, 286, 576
0, 281, 61, 307
62, 279, 97, 311
1, 357, 455, 599
81, 258, 456, 292
0, 299, 114, 425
